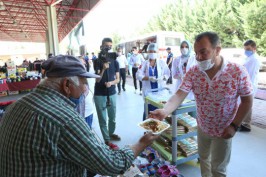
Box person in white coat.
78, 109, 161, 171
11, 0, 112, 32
239, 40, 261, 132
171, 40, 197, 100
136, 43, 170, 120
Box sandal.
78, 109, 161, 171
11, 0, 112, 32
110, 134, 121, 141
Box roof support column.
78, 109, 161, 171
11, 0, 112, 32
46, 5, 59, 56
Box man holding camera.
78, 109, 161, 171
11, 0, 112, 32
94, 37, 121, 150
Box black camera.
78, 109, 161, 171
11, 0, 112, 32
98, 50, 117, 63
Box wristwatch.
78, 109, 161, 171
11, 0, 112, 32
230, 122, 239, 131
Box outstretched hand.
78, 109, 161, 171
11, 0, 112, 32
149, 109, 168, 121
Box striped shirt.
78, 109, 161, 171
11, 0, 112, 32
0, 85, 134, 177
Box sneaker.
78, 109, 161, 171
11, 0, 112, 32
105, 142, 119, 150
139, 91, 142, 95
118, 92, 121, 95
110, 134, 121, 141
123, 88, 126, 91
239, 125, 251, 132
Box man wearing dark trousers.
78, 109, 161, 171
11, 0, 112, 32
166, 47, 173, 84
116, 47, 128, 94
130, 47, 145, 95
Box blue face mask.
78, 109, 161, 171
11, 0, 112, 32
69, 94, 84, 107
245, 50, 253, 57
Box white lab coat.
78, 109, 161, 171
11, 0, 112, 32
137, 59, 170, 98
243, 53, 261, 95
171, 55, 197, 100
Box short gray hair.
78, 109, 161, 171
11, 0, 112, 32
39, 76, 80, 91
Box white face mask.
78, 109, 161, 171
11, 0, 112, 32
149, 53, 157, 60
197, 59, 215, 71
181, 48, 189, 56
117, 52, 122, 56
108, 49, 113, 53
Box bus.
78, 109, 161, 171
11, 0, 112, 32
117, 31, 185, 61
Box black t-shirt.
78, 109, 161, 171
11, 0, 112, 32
94, 59, 119, 96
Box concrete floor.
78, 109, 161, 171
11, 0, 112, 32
1, 78, 266, 177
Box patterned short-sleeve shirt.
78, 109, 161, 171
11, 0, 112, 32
180, 59, 253, 136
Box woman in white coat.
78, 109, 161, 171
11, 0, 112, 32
136, 43, 170, 120
171, 40, 197, 100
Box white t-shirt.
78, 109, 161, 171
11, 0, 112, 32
85, 92, 94, 117
116, 55, 128, 69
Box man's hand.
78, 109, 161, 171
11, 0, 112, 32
134, 63, 139, 67
103, 62, 110, 70
149, 77, 157, 83
105, 82, 112, 88
221, 125, 236, 139
130, 132, 159, 158
149, 109, 168, 121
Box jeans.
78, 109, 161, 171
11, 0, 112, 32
94, 95, 116, 142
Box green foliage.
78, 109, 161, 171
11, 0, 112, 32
111, 32, 125, 51
143, 0, 266, 56
239, 0, 266, 55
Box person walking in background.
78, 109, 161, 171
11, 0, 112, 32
166, 47, 173, 84
84, 52, 90, 72
150, 32, 253, 177
130, 47, 145, 95
171, 40, 197, 100
94, 38, 121, 150
116, 47, 128, 94
239, 39, 261, 132
136, 43, 170, 120
91, 52, 97, 61
127, 50, 133, 76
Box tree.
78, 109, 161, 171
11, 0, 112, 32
142, 0, 266, 56
239, 0, 266, 56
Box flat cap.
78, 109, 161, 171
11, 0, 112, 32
41, 55, 100, 78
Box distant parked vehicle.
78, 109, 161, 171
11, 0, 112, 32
220, 48, 246, 65
220, 48, 266, 72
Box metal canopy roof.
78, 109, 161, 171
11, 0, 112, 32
0, 0, 100, 42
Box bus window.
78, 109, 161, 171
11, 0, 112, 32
165, 37, 181, 46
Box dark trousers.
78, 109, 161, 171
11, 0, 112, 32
167, 66, 172, 84
132, 67, 142, 91
117, 68, 126, 92
85, 60, 90, 72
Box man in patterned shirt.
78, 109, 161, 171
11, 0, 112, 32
0, 55, 158, 177
150, 32, 253, 177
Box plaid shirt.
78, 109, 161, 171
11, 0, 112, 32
0, 85, 134, 177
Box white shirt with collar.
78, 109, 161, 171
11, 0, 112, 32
116, 55, 128, 69
130, 54, 145, 68
243, 53, 261, 94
